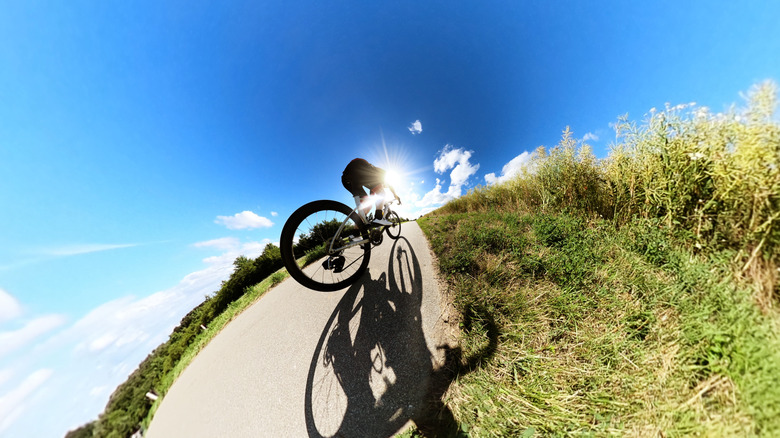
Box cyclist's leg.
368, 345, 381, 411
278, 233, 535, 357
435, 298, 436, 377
342, 175, 370, 222
353, 195, 371, 222
370, 184, 388, 219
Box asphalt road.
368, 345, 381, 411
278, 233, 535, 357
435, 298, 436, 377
146, 221, 453, 438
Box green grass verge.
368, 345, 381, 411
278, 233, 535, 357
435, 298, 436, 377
140, 269, 288, 430
412, 211, 780, 437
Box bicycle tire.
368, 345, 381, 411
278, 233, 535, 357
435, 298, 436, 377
384, 210, 402, 240
280, 200, 371, 292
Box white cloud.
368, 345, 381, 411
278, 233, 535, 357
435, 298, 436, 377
408, 120, 422, 135
417, 146, 480, 208
215, 211, 274, 230
485, 151, 534, 185
271, 211, 278, 217
582, 132, 599, 142
433, 145, 471, 173
0, 368, 53, 435
450, 157, 480, 188
417, 179, 448, 207
0, 315, 67, 358
0, 289, 22, 323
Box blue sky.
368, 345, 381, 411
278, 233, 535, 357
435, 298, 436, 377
1, 1, 779, 436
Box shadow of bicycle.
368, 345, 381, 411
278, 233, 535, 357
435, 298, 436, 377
304, 236, 436, 437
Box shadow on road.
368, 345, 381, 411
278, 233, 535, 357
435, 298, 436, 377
304, 237, 434, 437
304, 236, 498, 438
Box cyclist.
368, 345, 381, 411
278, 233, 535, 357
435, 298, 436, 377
341, 158, 401, 226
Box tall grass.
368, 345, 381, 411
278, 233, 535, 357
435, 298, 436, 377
442, 81, 779, 305
415, 82, 780, 437
604, 82, 779, 304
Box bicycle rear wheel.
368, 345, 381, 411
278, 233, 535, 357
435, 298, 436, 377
280, 200, 371, 292
385, 210, 402, 240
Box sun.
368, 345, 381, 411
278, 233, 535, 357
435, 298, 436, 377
384, 168, 404, 188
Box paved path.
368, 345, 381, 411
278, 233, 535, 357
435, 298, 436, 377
147, 221, 451, 438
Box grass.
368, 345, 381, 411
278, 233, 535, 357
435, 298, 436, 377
404, 85, 779, 437
140, 268, 289, 430
411, 208, 780, 437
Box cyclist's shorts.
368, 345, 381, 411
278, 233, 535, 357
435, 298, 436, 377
342, 159, 385, 197
342, 175, 384, 197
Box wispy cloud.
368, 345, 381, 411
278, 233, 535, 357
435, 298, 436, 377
193, 237, 241, 251
0, 368, 12, 387
0, 369, 53, 435
0, 314, 67, 358
485, 151, 534, 185
35, 243, 139, 257
215, 211, 274, 230
201, 239, 271, 265
271, 211, 278, 217
1, 237, 272, 437
193, 237, 271, 265
408, 120, 422, 135
0, 289, 22, 324
1, 244, 144, 273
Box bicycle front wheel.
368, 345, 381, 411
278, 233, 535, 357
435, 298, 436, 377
280, 200, 371, 292
385, 210, 402, 240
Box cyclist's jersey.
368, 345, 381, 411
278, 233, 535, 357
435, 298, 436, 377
341, 158, 386, 197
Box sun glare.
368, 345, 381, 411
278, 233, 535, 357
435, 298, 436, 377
384, 168, 403, 188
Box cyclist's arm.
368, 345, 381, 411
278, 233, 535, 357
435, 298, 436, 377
387, 184, 401, 204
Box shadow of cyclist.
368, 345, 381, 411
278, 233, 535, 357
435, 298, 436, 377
304, 235, 499, 438
304, 236, 436, 437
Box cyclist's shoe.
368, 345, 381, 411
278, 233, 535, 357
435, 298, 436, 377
372, 218, 392, 226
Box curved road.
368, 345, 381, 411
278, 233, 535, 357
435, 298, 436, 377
147, 221, 453, 438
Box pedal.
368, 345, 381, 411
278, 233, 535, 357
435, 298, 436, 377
323, 255, 346, 272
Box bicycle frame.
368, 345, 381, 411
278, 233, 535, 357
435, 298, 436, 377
326, 197, 398, 255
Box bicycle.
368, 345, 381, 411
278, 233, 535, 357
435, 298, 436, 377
280, 197, 402, 291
